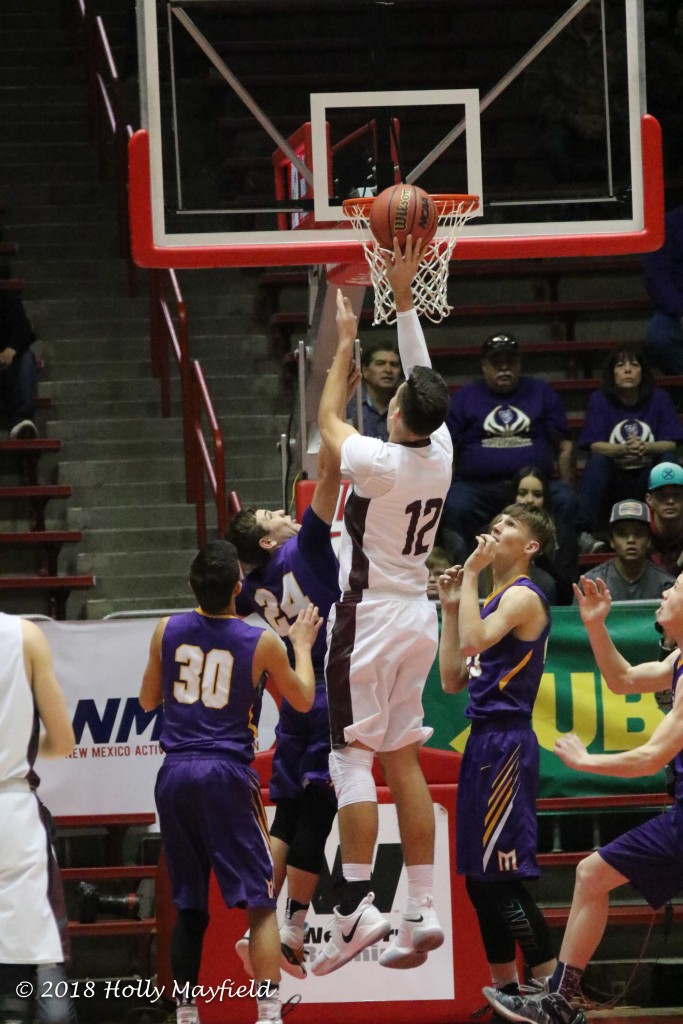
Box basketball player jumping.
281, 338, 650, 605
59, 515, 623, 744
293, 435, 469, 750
484, 572, 683, 1024
438, 506, 558, 1019
311, 237, 452, 975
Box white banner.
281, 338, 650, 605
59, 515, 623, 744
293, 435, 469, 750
34, 618, 279, 818
278, 802, 455, 1004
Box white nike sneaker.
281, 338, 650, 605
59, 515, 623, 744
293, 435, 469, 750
235, 930, 254, 978
379, 895, 444, 969
280, 919, 307, 979
310, 892, 391, 976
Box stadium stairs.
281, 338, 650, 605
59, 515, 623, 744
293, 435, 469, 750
0, 0, 288, 619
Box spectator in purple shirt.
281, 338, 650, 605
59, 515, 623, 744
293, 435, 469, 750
442, 333, 578, 558
643, 204, 683, 374
577, 343, 683, 546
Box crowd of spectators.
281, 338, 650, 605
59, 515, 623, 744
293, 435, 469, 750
349, 223, 683, 605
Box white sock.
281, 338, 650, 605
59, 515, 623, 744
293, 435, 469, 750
343, 862, 372, 882
405, 864, 433, 907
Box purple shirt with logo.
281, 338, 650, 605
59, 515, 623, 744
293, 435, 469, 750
448, 376, 570, 480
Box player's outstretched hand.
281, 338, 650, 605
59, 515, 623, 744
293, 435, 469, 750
554, 732, 589, 771
289, 604, 323, 649
336, 289, 358, 346
383, 235, 423, 297
464, 533, 497, 575
572, 575, 612, 625
437, 566, 464, 612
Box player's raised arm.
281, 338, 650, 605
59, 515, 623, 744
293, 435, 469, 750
318, 291, 360, 457
438, 566, 469, 693
254, 605, 322, 711
574, 575, 674, 694
384, 236, 431, 372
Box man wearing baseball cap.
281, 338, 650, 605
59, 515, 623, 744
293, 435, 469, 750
646, 461, 683, 576
443, 333, 578, 559
575, 499, 674, 602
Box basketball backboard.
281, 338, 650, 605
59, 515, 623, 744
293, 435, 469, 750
130, 0, 663, 267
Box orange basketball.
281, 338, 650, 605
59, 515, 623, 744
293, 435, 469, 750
368, 184, 438, 252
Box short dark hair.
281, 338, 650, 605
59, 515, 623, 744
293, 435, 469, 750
189, 540, 241, 614
497, 502, 558, 560
398, 365, 450, 437
224, 508, 269, 569
601, 343, 654, 404
361, 340, 399, 370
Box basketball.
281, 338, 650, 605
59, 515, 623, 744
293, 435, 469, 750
368, 184, 438, 253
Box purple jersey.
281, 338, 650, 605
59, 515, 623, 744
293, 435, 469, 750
672, 654, 683, 802
448, 377, 571, 481
237, 506, 339, 676
578, 388, 683, 456
465, 577, 551, 722
159, 610, 263, 764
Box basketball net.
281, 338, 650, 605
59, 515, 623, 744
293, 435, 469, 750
342, 194, 479, 325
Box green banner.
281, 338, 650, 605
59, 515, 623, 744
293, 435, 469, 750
424, 602, 668, 797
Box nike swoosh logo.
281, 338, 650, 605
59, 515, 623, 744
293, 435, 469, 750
342, 910, 366, 943
403, 915, 423, 923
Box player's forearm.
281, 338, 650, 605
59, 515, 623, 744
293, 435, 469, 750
439, 608, 468, 693
396, 307, 430, 374
583, 620, 635, 694
457, 570, 486, 656
319, 344, 354, 440
289, 654, 316, 712
572, 745, 670, 779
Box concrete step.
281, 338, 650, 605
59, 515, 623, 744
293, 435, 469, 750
50, 418, 185, 442
42, 372, 283, 399
0, 140, 95, 163
3, 117, 87, 142
83, 569, 193, 598
66, 477, 280, 507
77, 549, 195, 577
67, 504, 200, 531
40, 333, 273, 361
5, 178, 108, 204
48, 393, 289, 418
59, 458, 186, 486
85, 596, 195, 619
59, 436, 278, 462
79, 525, 200, 553
10, 205, 118, 228
51, 414, 285, 441
66, 480, 191, 506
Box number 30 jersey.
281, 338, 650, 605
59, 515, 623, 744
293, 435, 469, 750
339, 424, 452, 599
159, 610, 265, 763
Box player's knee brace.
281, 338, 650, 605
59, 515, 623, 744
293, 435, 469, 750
171, 908, 209, 989
465, 878, 516, 964
270, 798, 302, 847
328, 746, 376, 809
287, 785, 338, 874
466, 877, 554, 967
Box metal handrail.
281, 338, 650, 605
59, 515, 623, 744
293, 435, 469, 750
190, 360, 229, 546
149, 269, 240, 545
65, 0, 136, 294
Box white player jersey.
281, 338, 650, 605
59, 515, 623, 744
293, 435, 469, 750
338, 307, 453, 599
0, 613, 35, 783
339, 426, 452, 598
